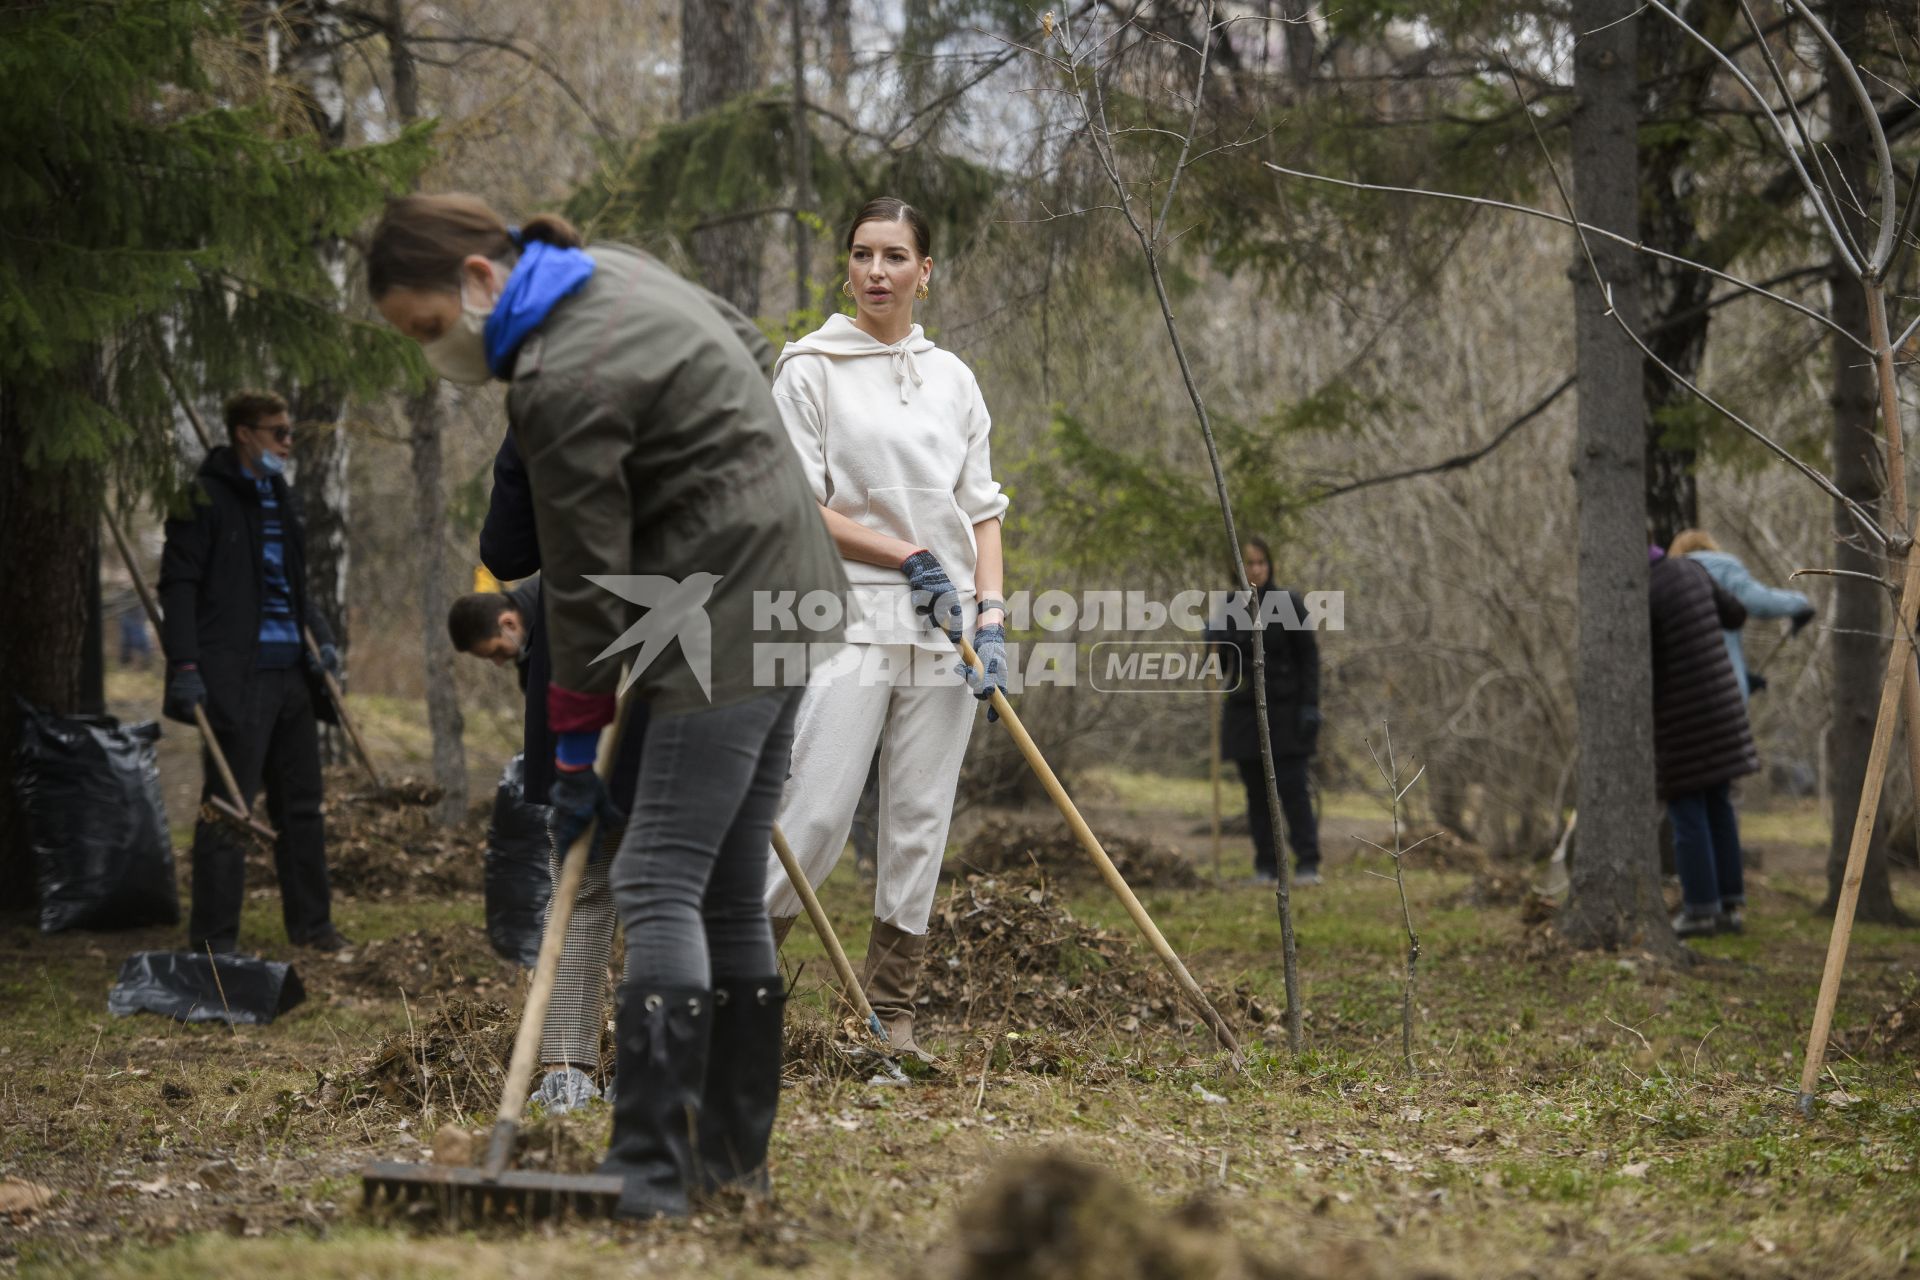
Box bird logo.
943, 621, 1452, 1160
585, 573, 723, 700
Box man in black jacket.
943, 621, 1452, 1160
158, 390, 347, 955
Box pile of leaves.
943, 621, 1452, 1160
953, 1149, 1457, 1280
244, 769, 486, 899
1834, 976, 1920, 1062
920, 876, 1188, 1035
352, 997, 517, 1116
955, 816, 1206, 891
781, 1010, 891, 1085
319, 925, 524, 1001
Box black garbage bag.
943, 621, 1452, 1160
107, 951, 306, 1026
15, 698, 178, 934
485, 754, 552, 968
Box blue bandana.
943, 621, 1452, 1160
483, 241, 597, 378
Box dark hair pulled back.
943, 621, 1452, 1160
844, 197, 931, 258
367, 193, 582, 298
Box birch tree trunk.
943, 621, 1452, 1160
387, 0, 467, 818
278, 1, 354, 773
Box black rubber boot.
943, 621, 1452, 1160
597, 984, 710, 1219
697, 975, 786, 1195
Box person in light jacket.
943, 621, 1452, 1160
762, 197, 1011, 1063
1668, 530, 1815, 701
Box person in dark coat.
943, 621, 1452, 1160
157, 390, 346, 955
1205, 537, 1323, 886
1648, 545, 1759, 937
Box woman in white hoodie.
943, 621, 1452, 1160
764, 197, 1009, 1060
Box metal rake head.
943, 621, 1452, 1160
361, 1160, 626, 1223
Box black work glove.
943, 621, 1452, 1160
163, 665, 207, 725
901, 550, 965, 643
1746, 670, 1769, 696
1791, 607, 1816, 636
965, 623, 1008, 723
1298, 705, 1323, 739
548, 765, 625, 859
306, 642, 342, 682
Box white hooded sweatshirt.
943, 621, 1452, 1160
773, 313, 1008, 647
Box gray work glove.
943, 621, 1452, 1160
902, 550, 965, 643
965, 623, 1008, 723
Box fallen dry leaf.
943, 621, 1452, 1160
0, 1179, 56, 1219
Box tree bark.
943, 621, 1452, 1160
1558, 0, 1677, 956
409, 387, 468, 820
826, 0, 852, 113
0, 382, 100, 911
386, 0, 466, 818
280, 1, 354, 763
682, 0, 763, 315
789, 0, 813, 316
1822, 0, 1903, 922
1637, 7, 1727, 549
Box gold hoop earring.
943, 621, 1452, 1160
915, 282, 930, 301
841, 279, 854, 298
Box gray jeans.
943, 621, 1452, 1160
610, 689, 802, 988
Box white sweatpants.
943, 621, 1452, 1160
764, 642, 977, 934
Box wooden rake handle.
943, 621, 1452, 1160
104, 511, 275, 841
485, 698, 631, 1179
770, 823, 890, 1046
301, 626, 384, 789
953, 634, 1244, 1065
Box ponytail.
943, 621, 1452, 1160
518, 213, 583, 249
368, 194, 583, 298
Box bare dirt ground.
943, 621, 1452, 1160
4, 705, 1917, 1278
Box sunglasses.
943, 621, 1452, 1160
250, 424, 295, 444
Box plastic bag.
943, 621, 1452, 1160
485, 754, 552, 968
107, 951, 305, 1026
15, 698, 178, 934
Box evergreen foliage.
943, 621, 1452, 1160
0, 0, 433, 505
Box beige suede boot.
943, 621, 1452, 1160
770, 916, 798, 950
860, 919, 933, 1062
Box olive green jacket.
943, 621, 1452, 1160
507, 244, 846, 719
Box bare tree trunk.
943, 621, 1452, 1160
279, 1, 354, 769
682, 0, 763, 315
1558, 0, 1676, 956
1637, 8, 1722, 548
409, 388, 468, 819
385, 0, 466, 819
1822, 0, 1903, 922
826, 0, 852, 112
789, 0, 813, 315
0, 380, 100, 910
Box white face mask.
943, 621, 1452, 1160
422, 279, 495, 384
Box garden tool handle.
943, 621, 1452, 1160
485, 696, 630, 1179
953, 634, 1244, 1064
302, 625, 383, 788
103, 510, 276, 841
770, 823, 890, 1045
